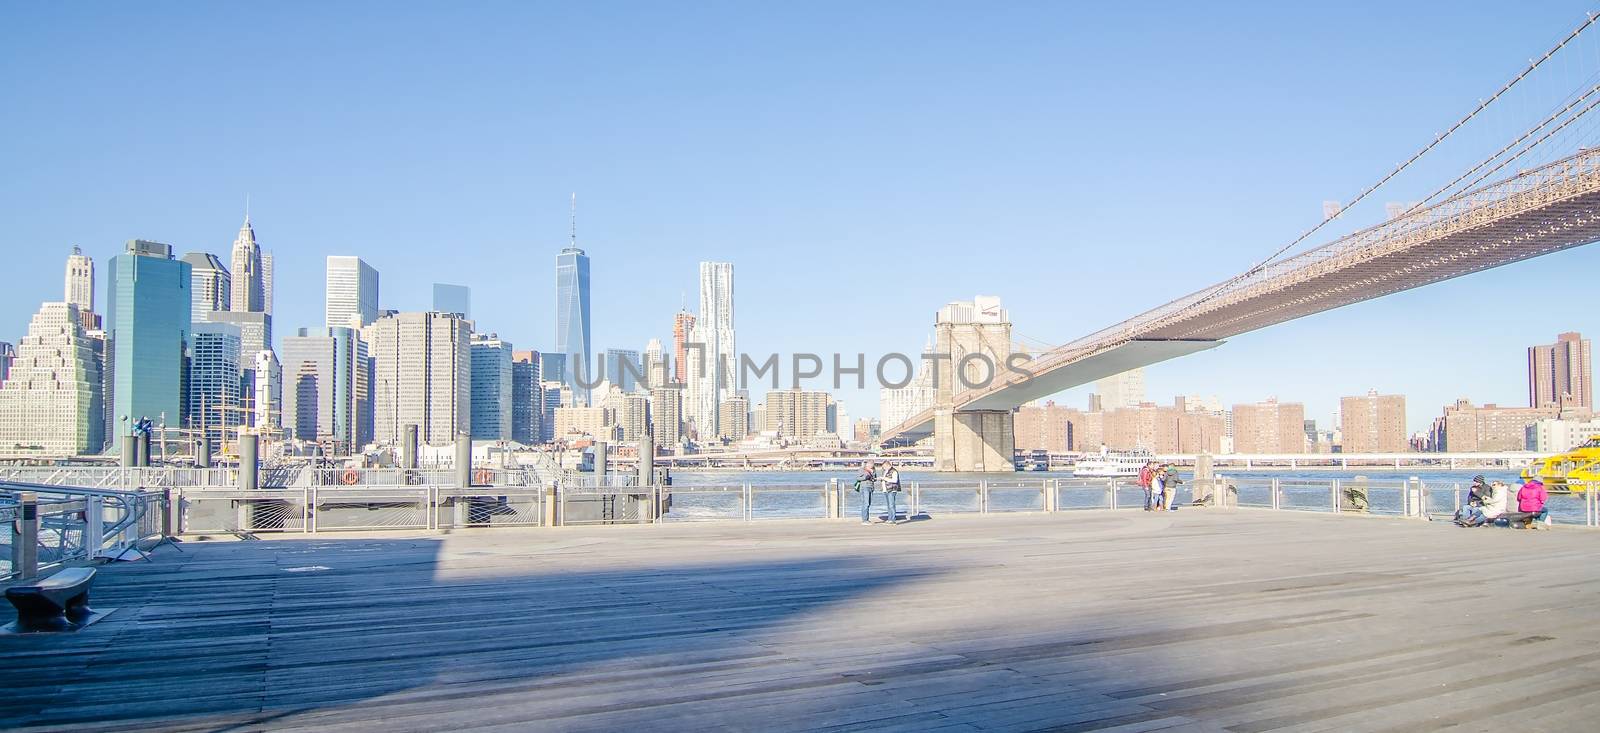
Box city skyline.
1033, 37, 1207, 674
5, 3, 1600, 433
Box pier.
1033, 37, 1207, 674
4, 509, 1600, 731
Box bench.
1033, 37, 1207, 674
5, 567, 99, 632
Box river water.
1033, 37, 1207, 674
659, 468, 1593, 525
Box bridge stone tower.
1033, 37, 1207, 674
932, 296, 1015, 472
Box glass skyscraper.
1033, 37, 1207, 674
326, 256, 380, 329
555, 245, 591, 405
432, 283, 471, 318
105, 240, 191, 451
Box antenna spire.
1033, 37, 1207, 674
569, 192, 577, 247
244, 193, 251, 224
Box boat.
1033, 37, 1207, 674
1072, 448, 1154, 477
1522, 435, 1600, 491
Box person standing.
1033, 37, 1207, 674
1151, 464, 1167, 511
1163, 466, 1182, 512
854, 461, 878, 525
1139, 462, 1156, 511
882, 463, 903, 524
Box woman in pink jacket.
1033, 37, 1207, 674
1516, 479, 1549, 529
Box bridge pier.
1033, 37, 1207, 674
933, 409, 1014, 473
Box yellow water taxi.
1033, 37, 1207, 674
1522, 436, 1600, 490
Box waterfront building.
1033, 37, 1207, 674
603, 348, 643, 393
602, 389, 649, 442
672, 309, 695, 383
325, 256, 380, 329
64, 246, 100, 330
187, 322, 243, 445
718, 395, 749, 441
105, 239, 191, 451
365, 312, 470, 446
751, 401, 766, 436
763, 388, 829, 439
511, 350, 542, 445
1528, 416, 1600, 452
229, 215, 265, 313
540, 380, 566, 442
686, 262, 735, 437
432, 283, 471, 318
553, 406, 612, 441
1529, 332, 1592, 409
555, 234, 592, 405
1339, 390, 1408, 453
281, 326, 371, 451
1015, 401, 1075, 453
470, 333, 513, 440
1094, 368, 1146, 411
0, 302, 103, 455
1230, 398, 1306, 453
1099, 399, 1225, 453
853, 418, 880, 444
181, 252, 231, 320
1431, 399, 1569, 452
649, 385, 683, 449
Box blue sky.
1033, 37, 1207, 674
4, 1, 1599, 433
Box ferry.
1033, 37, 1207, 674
1072, 447, 1154, 478
1522, 435, 1600, 491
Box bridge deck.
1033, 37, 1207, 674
3, 511, 1598, 732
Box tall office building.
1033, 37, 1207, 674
187, 322, 243, 445
0, 302, 103, 455
555, 237, 592, 405
229, 215, 265, 313
253, 350, 282, 432
540, 380, 565, 442
1095, 368, 1146, 410
325, 256, 380, 329
260, 251, 274, 316
64, 246, 100, 330
208, 311, 271, 358
649, 385, 683, 448
603, 348, 643, 393
433, 283, 471, 318
281, 326, 372, 451
181, 252, 231, 320
538, 351, 565, 389
602, 389, 649, 441
470, 333, 513, 440
0, 341, 13, 383
105, 240, 191, 450
686, 262, 734, 437
643, 338, 668, 388
364, 312, 470, 446
1339, 390, 1408, 453
1529, 332, 1592, 409
672, 309, 695, 384
511, 350, 543, 445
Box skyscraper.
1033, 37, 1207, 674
511, 350, 543, 445
325, 256, 380, 329
603, 348, 643, 393
181, 252, 231, 320
229, 215, 265, 313
187, 322, 243, 445
433, 283, 471, 318
686, 262, 734, 437
1529, 332, 1592, 409
364, 312, 470, 446
281, 326, 371, 451
253, 350, 282, 433
1339, 390, 1408, 453
0, 302, 103, 455
64, 246, 99, 330
643, 338, 667, 388
105, 239, 191, 450
260, 251, 274, 316
1095, 368, 1146, 410
649, 384, 683, 448
470, 333, 513, 440
672, 309, 695, 384
555, 206, 592, 405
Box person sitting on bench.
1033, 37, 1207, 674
1458, 480, 1509, 527
1513, 478, 1550, 529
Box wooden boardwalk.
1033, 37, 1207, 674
3, 510, 1599, 732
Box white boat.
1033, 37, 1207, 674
1072, 448, 1154, 478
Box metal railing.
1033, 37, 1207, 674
3, 483, 171, 581
85, 475, 1600, 537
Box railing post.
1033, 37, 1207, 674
979, 480, 988, 514
1271, 478, 1280, 510
85, 495, 104, 558
1043, 479, 1056, 512
1108, 480, 1117, 510
1408, 476, 1422, 519
544, 483, 558, 527
160, 488, 173, 538
14, 491, 38, 580
1332, 479, 1341, 514
743, 483, 752, 521
826, 478, 839, 519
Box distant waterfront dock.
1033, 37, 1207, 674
3, 509, 1599, 732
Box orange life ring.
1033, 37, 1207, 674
340, 469, 359, 485
473, 468, 493, 485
